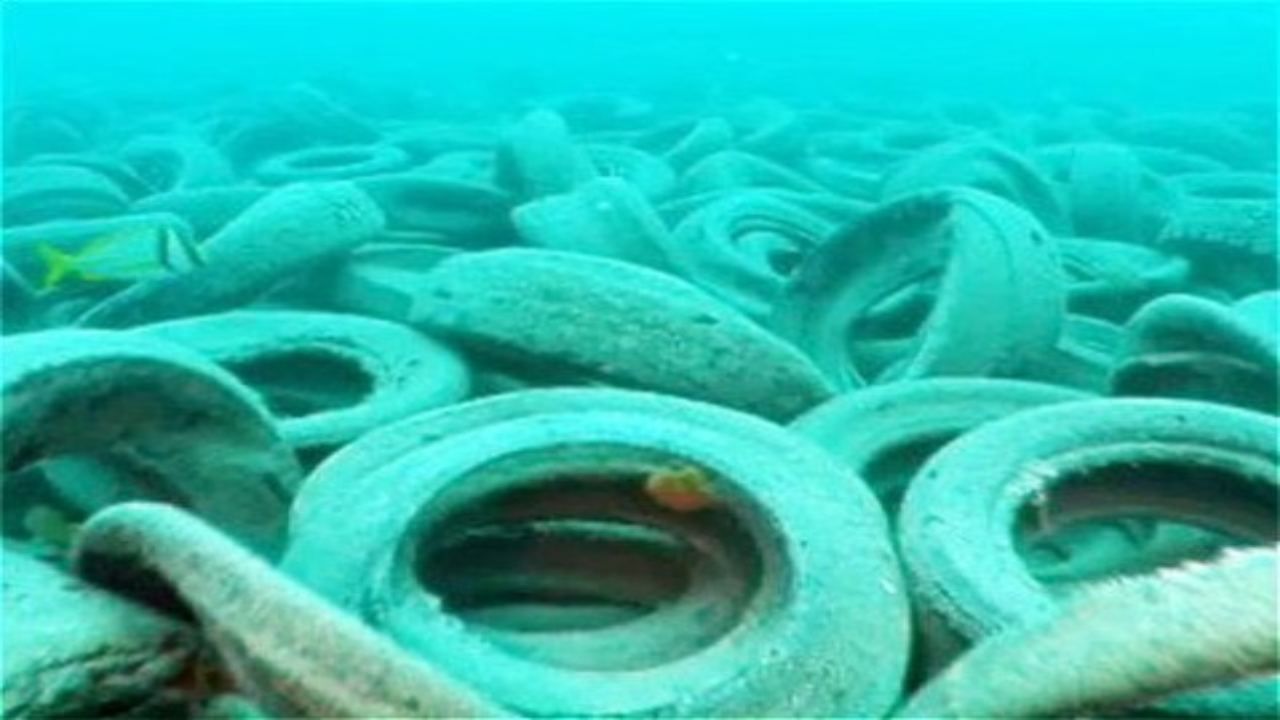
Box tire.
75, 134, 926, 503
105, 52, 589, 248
285, 388, 909, 717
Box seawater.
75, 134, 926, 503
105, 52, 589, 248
5, 3, 1277, 112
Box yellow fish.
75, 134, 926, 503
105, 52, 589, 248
35, 223, 204, 292
644, 465, 718, 512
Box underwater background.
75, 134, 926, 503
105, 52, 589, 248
2, 2, 1279, 719
6, 2, 1278, 113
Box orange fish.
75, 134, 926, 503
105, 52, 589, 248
644, 465, 718, 512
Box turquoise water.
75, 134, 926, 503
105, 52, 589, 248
2, 2, 1278, 719
6, 2, 1277, 110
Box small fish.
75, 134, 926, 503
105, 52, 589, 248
644, 465, 718, 513
36, 224, 205, 292
22, 505, 82, 550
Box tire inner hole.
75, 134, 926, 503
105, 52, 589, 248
413, 466, 764, 670
222, 349, 373, 418
1013, 458, 1277, 593
3, 454, 171, 557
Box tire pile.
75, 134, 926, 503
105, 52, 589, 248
2, 84, 1277, 718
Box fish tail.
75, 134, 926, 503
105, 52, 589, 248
37, 244, 76, 290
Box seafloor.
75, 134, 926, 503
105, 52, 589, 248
2, 51, 1278, 719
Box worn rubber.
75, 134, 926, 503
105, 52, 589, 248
254, 143, 410, 184
898, 547, 1279, 718
2, 548, 196, 719
409, 248, 832, 420
120, 133, 236, 192
663, 190, 833, 321
1059, 237, 1190, 322
774, 187, 1066, 389
136, 310, 471, 453
879, 140, 1068, 232
1112, 294, 1279, 414
74, 502, 502, 718
897, 397, 1278, 715
2, 330, 299, 556
2, 164, 129, 226
791, 378, 1088, 512
284, 387, 908, 717
355, 172, 514, 248
512, 177, 673, 269
494, 109, 597, 200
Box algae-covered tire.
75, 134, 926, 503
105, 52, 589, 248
1112, 294, 1279, 414
495, 109, 597, 200
731, 99, 807, 161
583, 144, 676, 200
408, 248, 833, 420
291, 388, 761, 674
289, 387, 705, 531
26, 151, 154, 200
285, 388, 909, 717
418, 511, 754, 673
130, 186, 268, 240
663, 190, 833, 321
4, 104, 90, 164
511, 177, 673, 269
1233, 290, 1279, 338
658, 186, 866, 229
314, 242, 462, 319
678, 150, 827, 195
1155, 173, 1279, 294
255, 143, 410, 184
879, 140, 1068, 232
2, 548, 196, 719
1014, 314, 1125, 393
354, 172, 514, 248
1114, 114, 1265, 170
659, 117, 734, 171
773, 187, 1066, 389
897, 398, 1279, 711
1132, 145, 1230, 176
78, 181, 385, 328
864, 120, 974, 159
2, 164, 129, 226
1058, 237, 1190, 322
275, 82, 381, 145
2, 330, 298, 556
897, 547, 1279, 719
136, 310, 471, 454
119, 133, 236, 192
805, 155, 883, 200
73, 503, 499, 719
1055, 142, 1170, 243
791, 378, 1089, 512
1171, 171, 1277, 200
384, 123, 498, 163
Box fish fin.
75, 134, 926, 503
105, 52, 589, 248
157, 226, 205, 273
